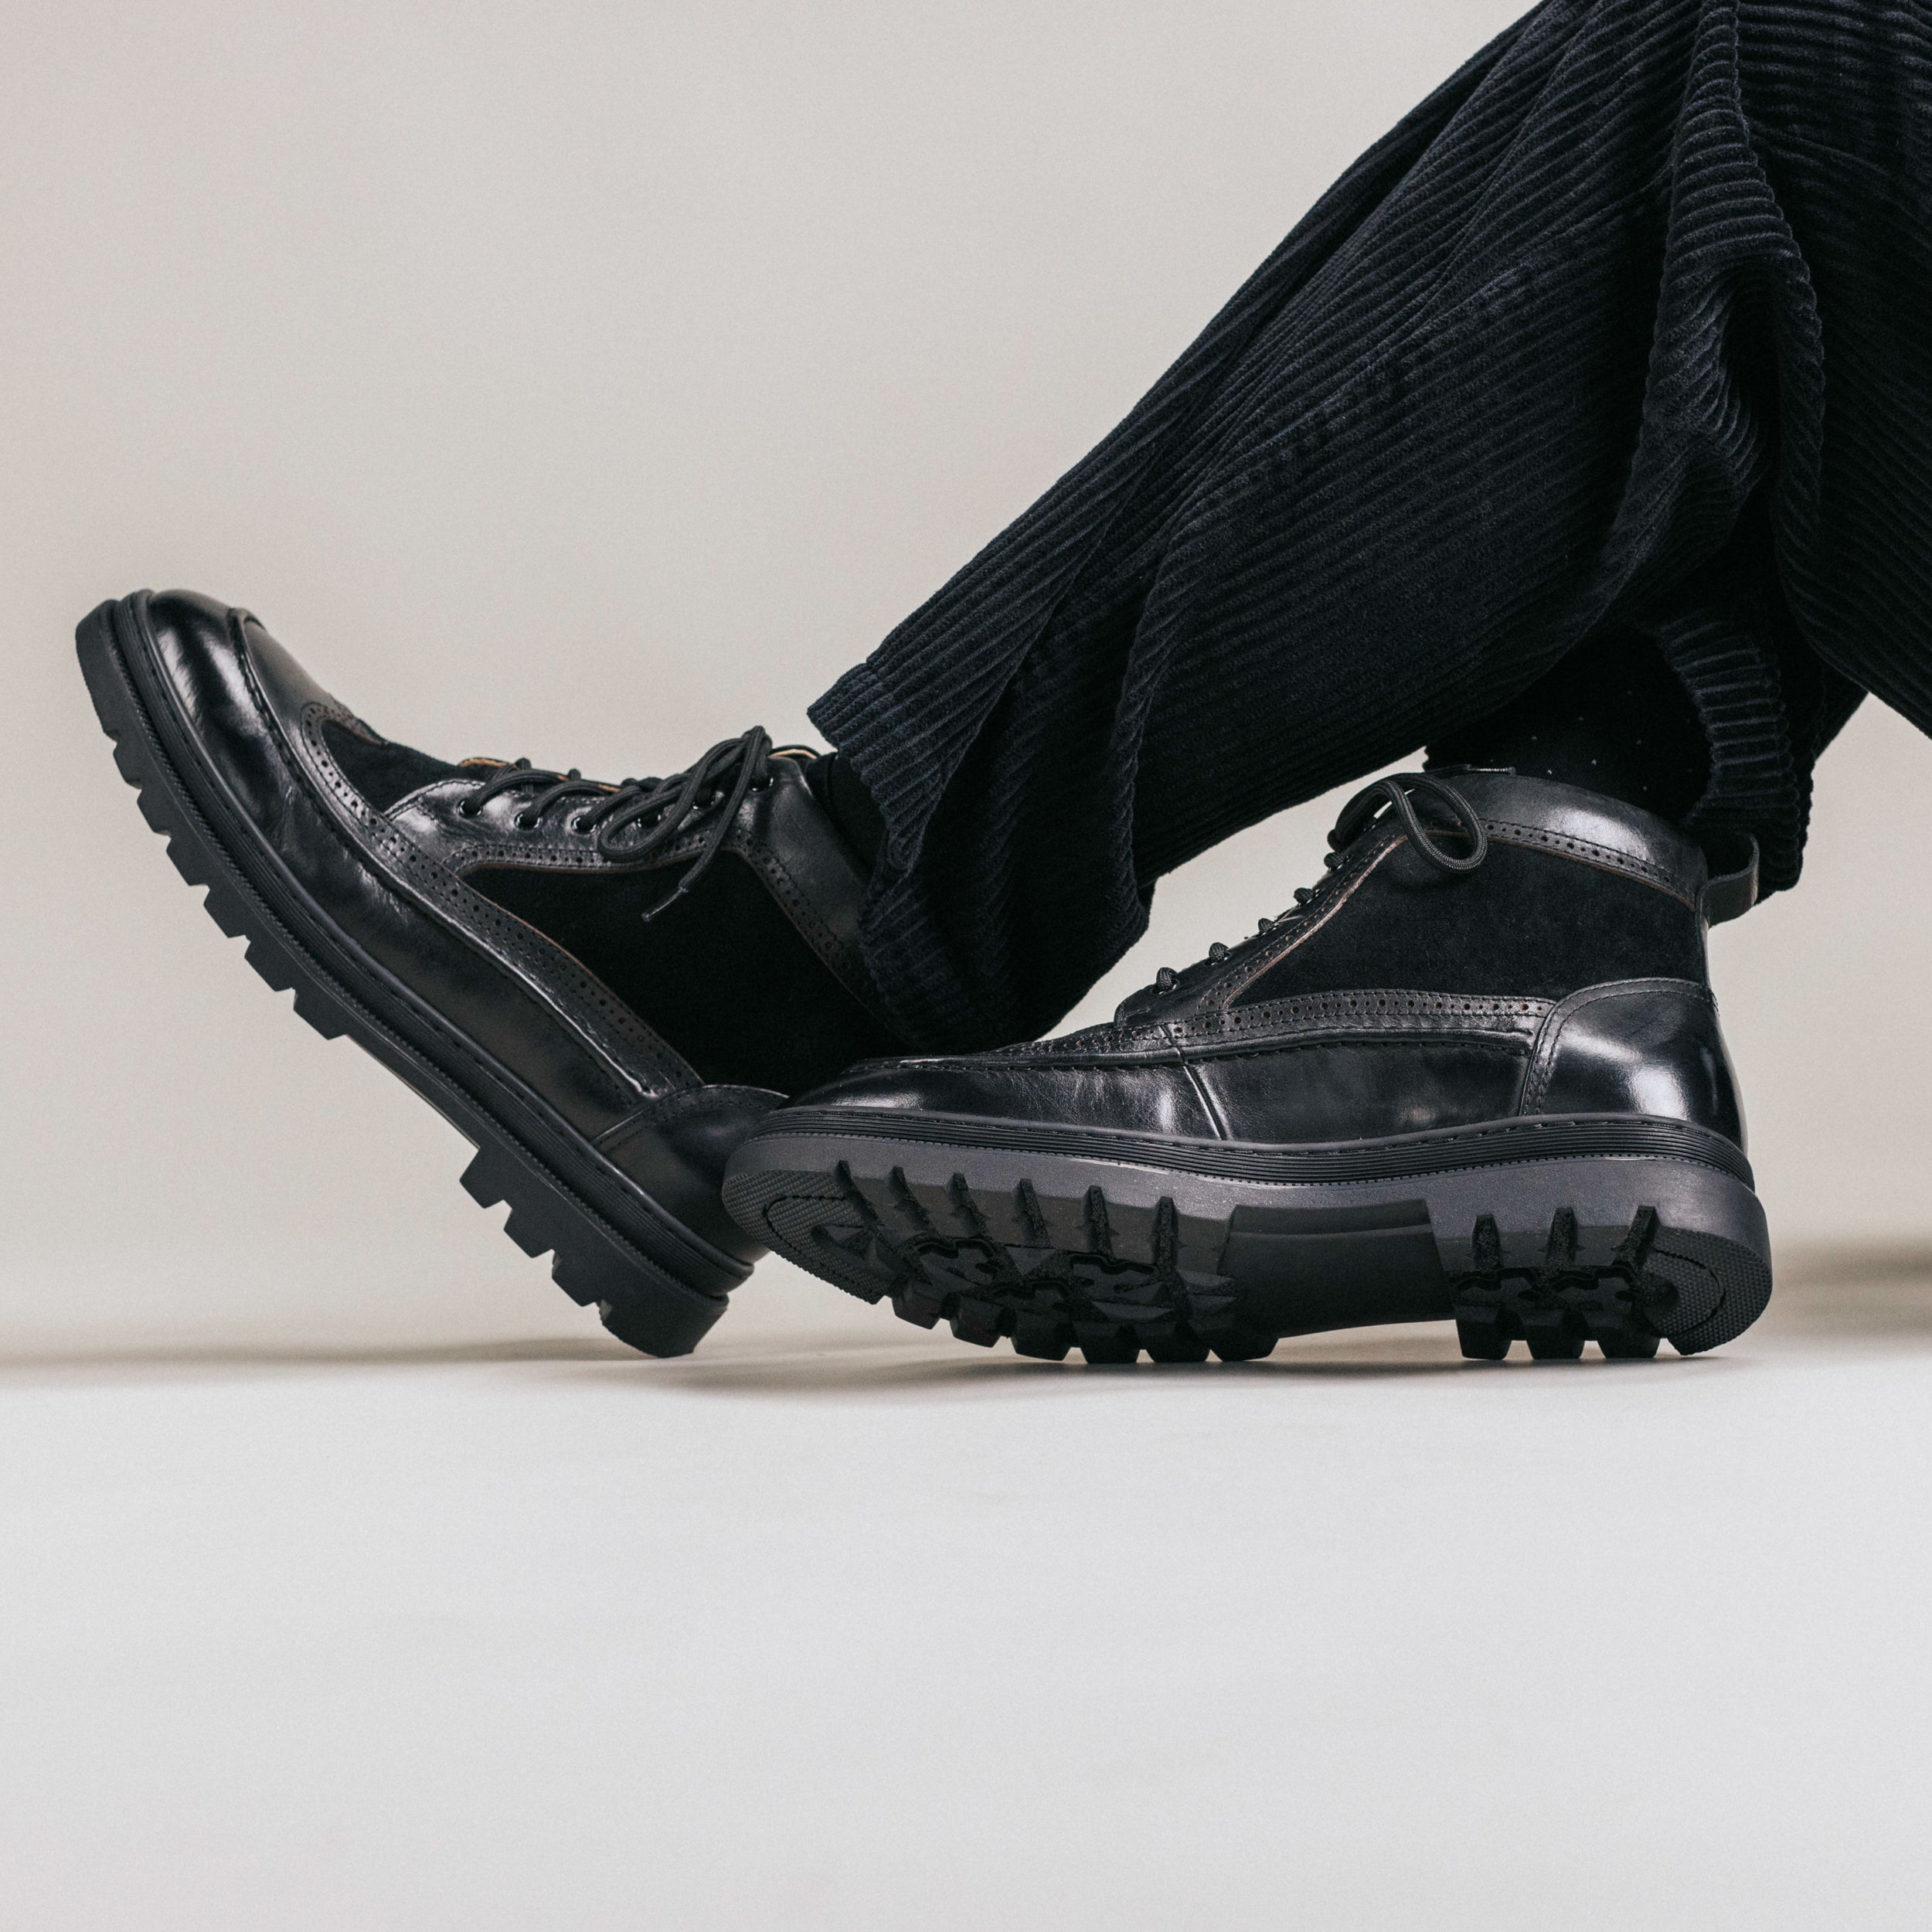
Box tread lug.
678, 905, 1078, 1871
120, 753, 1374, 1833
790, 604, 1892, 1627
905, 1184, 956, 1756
1456, 1311, 1514, 1361
1523, 1312, 1587, 1361
1010, 1315, 1072, 1360
1594, 1327, 1662, 1360
891, 1281, 947, 1328
948, 1297, 1007, 1347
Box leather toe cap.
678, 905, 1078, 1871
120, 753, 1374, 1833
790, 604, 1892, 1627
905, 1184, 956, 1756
130, 588, 350, 828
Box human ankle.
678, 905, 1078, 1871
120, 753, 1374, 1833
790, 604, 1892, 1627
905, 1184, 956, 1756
1427, 638, 1709, 822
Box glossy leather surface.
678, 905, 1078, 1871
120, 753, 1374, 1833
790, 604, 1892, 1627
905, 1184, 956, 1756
1451, 770, 1709, 906
798, 1035, 1534, 1147
1191, 1040, 1529, 1142
794, 1054, 1223, 1138
597, 1085, 786, 1260
786, 781, 1748, 1155
135, 592, 675, 1135
1525, 978, 1745, 1148
126, 590, 889, 1174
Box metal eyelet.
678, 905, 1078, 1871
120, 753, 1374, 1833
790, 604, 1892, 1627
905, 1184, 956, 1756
513, 811, 538, 832
457, 799, 480, 818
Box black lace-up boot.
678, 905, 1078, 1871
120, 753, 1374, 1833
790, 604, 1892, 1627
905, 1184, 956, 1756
78, 590, 911, 1355
723, 769, 1770, 1366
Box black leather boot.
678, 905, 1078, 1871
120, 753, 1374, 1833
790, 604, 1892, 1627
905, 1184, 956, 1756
723, 770, 1770, 1366
78, 590, 910, 1355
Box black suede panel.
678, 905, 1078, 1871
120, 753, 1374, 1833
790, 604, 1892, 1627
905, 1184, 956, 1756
1233, 842, 1704, 1008
322, 719, 466, 811
464, 852, 903, 1094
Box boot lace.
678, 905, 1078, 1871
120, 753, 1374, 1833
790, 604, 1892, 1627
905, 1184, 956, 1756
457, 726, 789, 920
1143, 772, 1488, 996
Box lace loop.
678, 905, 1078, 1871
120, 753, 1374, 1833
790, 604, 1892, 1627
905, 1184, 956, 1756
458, 727, 778, 921
1328, 772, 1488, 876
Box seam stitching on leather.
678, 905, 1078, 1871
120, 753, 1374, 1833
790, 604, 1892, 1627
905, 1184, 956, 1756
1162, 1021, 1230, 1141
911, 1036, 1532, 1075
1522, 978, 1715, 1114
124, 609, 726, 1275
1180, 1027, 1539, 1063
1483, 819, 1699, 906
1201, 990, 1553, 1042
764, 1135, 1743, 1188
757, 1109, 1752, 1182
288, 699, 691, 1097
772, 1109, 1730, 1156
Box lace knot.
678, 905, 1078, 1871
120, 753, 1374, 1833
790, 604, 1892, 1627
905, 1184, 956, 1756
458, 726, 780, 920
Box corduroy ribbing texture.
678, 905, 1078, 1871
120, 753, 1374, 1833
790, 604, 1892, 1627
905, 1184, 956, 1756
811, 0, 1925, 1051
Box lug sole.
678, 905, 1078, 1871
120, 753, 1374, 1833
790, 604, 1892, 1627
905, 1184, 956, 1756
723, 1114, 1772, 1366
77, 597, 742, 1357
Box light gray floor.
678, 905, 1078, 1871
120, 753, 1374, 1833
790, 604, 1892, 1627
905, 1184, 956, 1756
3, 1246, 1930, 1930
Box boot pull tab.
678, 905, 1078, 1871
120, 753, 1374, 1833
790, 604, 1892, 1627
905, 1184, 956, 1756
1701, 834, 1759, 926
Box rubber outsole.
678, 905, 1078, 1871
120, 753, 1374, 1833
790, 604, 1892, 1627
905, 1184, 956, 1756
723, 1112, 1774, 1366
78, 596, 743, 1356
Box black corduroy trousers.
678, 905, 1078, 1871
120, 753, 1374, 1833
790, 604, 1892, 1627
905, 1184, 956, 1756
810, 0, 1931, 1054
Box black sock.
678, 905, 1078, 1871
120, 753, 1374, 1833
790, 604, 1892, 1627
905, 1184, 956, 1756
1427, 638, 1709, 822
805, 752, 886, 865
